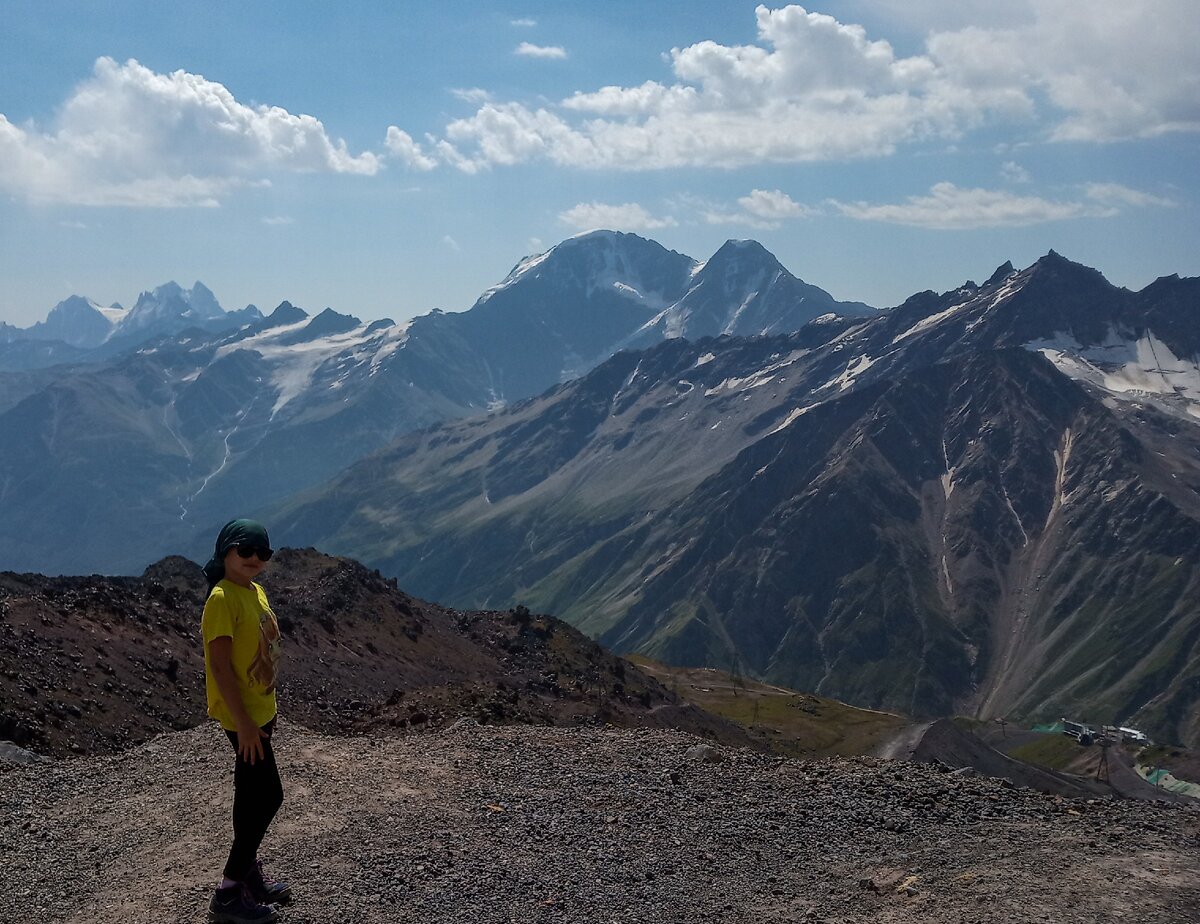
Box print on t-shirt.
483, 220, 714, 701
248, 605, 281, 693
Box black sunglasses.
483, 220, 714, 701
235, 545, 273, 562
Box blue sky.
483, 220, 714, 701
1, 1, 1197, 326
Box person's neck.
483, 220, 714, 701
225, 575, 253, 589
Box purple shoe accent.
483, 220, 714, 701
208, 883, 280, 924
245, 859, 293, 905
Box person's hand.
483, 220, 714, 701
236, 721, 267, 765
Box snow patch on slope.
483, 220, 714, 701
830, 354, 876, 391
476, 249, 555, 304
892, 300, 972, 344
768, 405, 814, 436
1029, 328, 1200, 420
704, 349, 808, 396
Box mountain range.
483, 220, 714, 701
0, 232, 870, 574
2, 232, 1198, 746
269, 250, 1200, 747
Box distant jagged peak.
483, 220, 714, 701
304, 307, 362, 336
984, 261, 1016, 287
142, 280, 182, 299
703, 239, 787, 273
124, 280, 227, 329
1025, 250, 1114, 288
223, 304, 263, 324
181, 281, 223, 321
44, 294, 110, 323
711, 238, 779, 259
23, 294, 116, 348
267, 300, 308, 323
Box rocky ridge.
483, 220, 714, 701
0, 549, 750, 758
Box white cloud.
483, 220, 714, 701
510, 18, 537, 27
426, 2, 1199, 172
0, 57, 379, 207
562, 81, 697, 117
443, 104, 590, 172
702, 188, 814, 230
1000, 161, 1030, 184
262, 215, 293, 226
928, 0, 1200, 142
558, 202, 677, 232
450, 87, 494, 105
442, 234, 461, 251
384, 127, 438, 171
701, 208, 778, 231
739, 189, 811, 220
515, 43, 568, 60
829, 182, 1113, 229
1085, 183, 1177, 208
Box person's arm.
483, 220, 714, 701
208, 635, 267, 765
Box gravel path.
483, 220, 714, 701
2, 720, 1198, 924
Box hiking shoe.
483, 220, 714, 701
245, 859, 293, 905
208, 884, 280, 924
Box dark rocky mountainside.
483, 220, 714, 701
0, 550, 750, 758
274, 255, 1200, 748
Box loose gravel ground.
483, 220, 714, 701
2, 719, 1198, 924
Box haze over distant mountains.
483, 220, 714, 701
2, 231, 1198, 746
0, 231, 872, 572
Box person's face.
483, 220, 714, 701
223, 544, 269, 585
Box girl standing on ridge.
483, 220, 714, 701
201, 518, 291, 924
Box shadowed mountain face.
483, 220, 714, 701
272, 255, 1200, 747
0, 232, 868, 575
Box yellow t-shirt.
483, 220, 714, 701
202, 579, 282, 731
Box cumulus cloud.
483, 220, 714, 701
702, 188, 814, 229
0, 57, 379, 207
928, 1, 1200, 142
829, 182, 1112, 229
418, 2, 1199, 172
558, 202, 678, 231
384, 127, 438, 171
739, 188, 812, 220
261, 215, 294, 226
511, 18, 537, 27
442, 234, 461, 251
515, 43, 568, 59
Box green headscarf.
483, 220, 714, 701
202, 518, 272, 590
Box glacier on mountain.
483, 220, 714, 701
1028, 328, 1200, 420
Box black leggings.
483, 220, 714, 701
222, 718, 284, 880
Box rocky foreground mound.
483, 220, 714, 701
3, 721, 1198, 924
